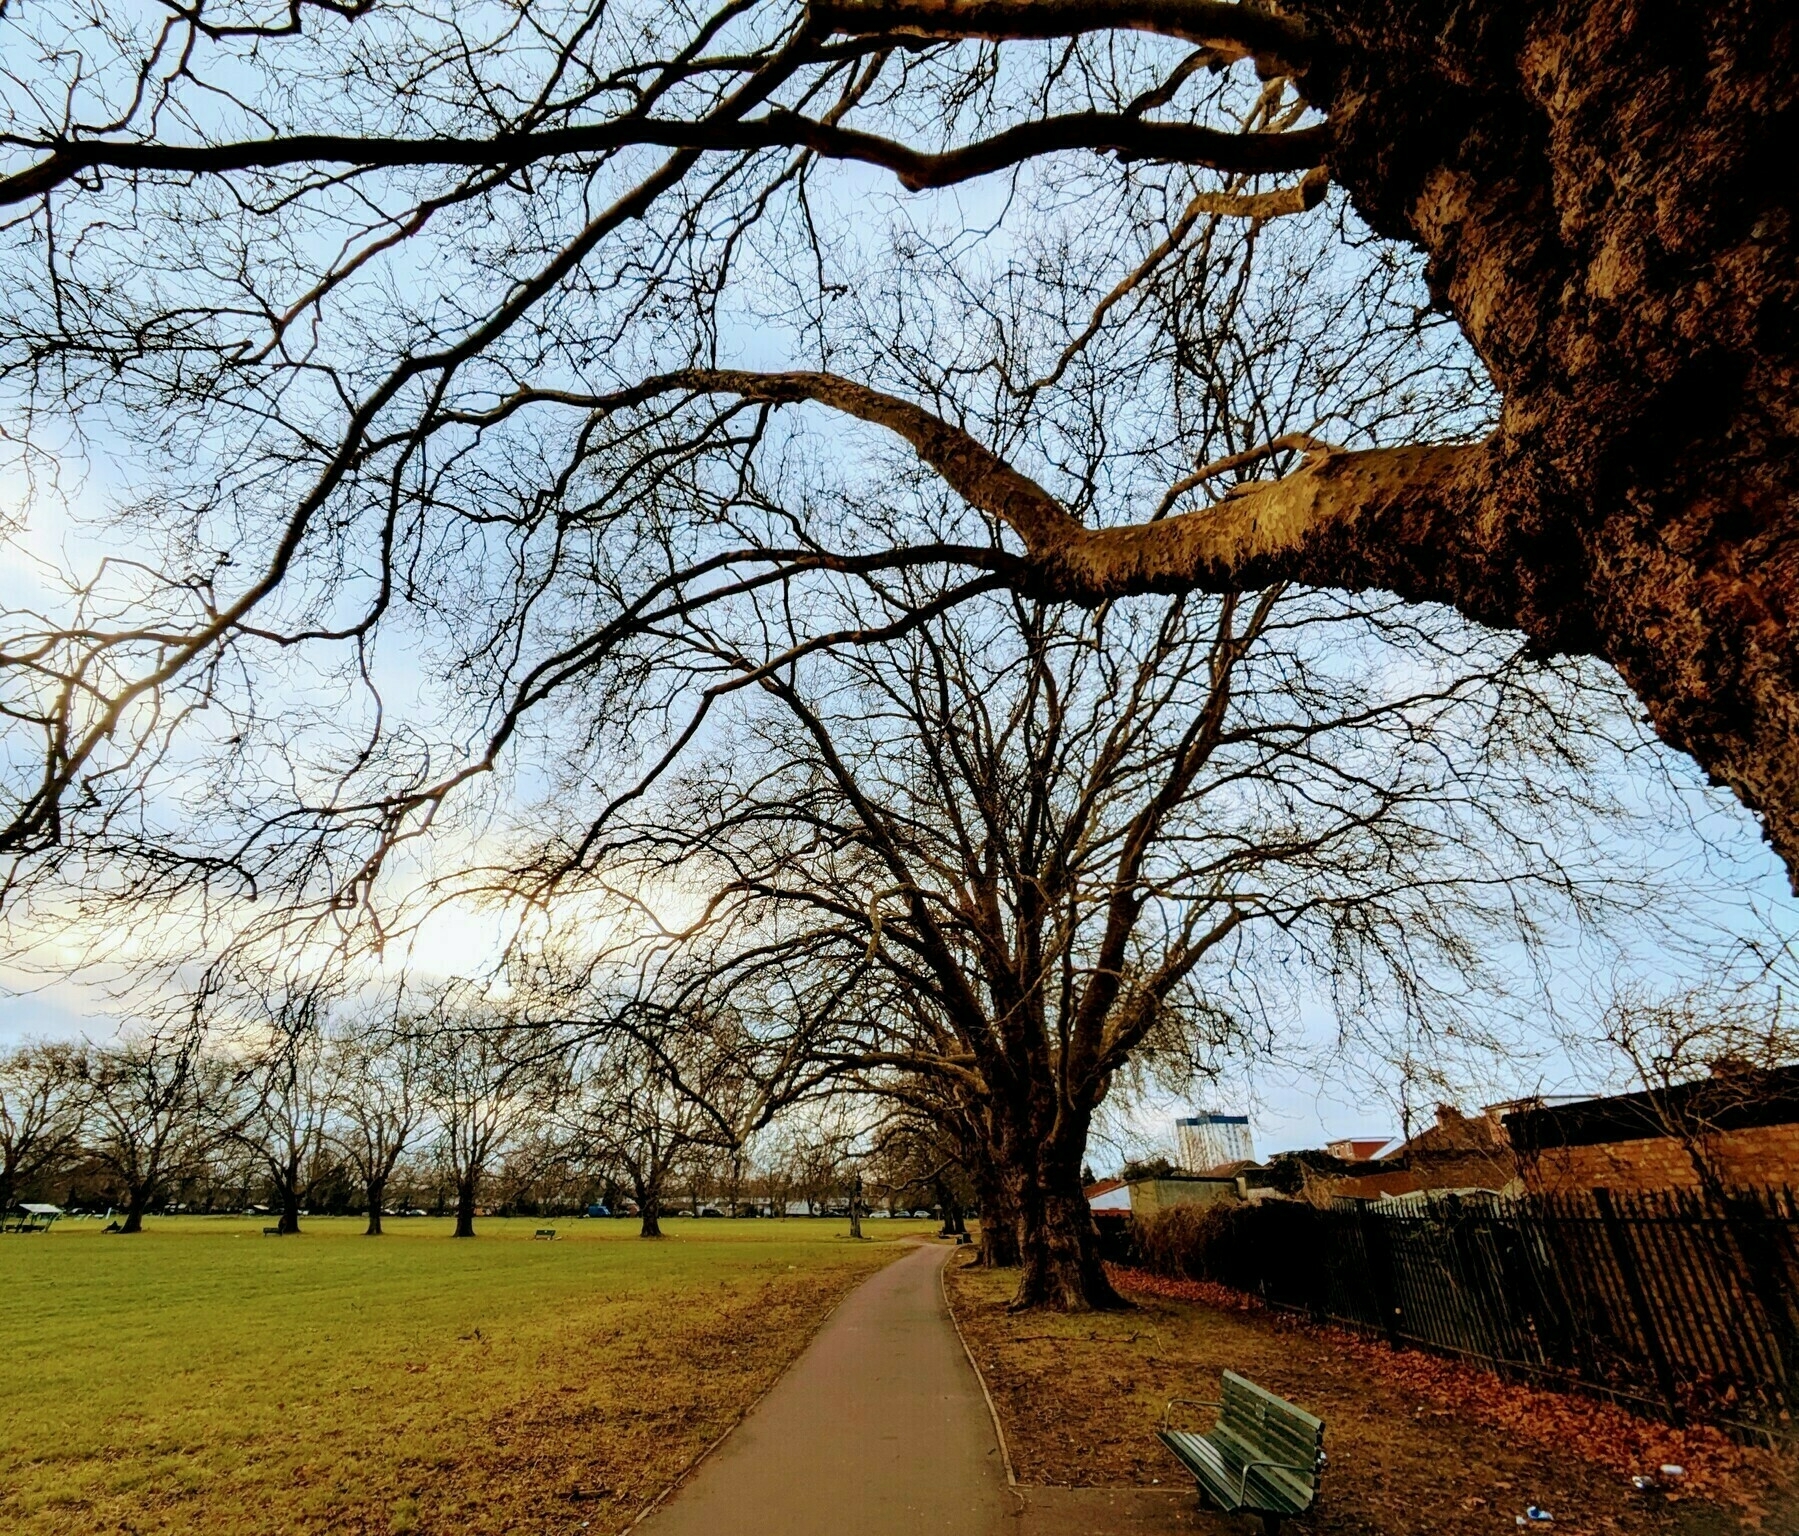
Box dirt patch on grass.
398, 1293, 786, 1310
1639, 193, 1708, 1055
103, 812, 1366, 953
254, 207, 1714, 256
946, 1259, 1797, 1536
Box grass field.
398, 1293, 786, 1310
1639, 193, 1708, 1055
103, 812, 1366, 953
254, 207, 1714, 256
0, 1214, 930, 1536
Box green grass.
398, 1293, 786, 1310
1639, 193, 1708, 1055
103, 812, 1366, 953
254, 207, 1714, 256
0, 1214, 931, 1535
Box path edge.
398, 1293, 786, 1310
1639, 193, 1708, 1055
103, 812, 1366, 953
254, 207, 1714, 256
941, 1257, 1195, 1501
940, 1248, 1019, 1488
618, 1239, 929, 1535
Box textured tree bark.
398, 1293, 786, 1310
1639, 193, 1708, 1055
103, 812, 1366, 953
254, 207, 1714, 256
966, 1139, 1021, 1266
1004, 1148, 1124, 1311
453, 1179, 477, 1238
1273, 0, 1799, 879
364, 1177, 386, 1236
989, 1092, 1125, 1310
120, 1186, 151, 1235
800, 0, 1799, 881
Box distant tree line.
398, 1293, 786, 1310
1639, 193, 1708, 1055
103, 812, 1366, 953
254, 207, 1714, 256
0, 1004, 952, 1237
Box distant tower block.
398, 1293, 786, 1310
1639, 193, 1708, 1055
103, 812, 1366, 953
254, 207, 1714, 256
1177, 1113, 1254, 1172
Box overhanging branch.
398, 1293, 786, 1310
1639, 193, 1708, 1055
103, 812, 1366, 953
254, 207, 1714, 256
595, 368, 1512, 624
811, 0, 1314, 71
0, 108, 1323, 207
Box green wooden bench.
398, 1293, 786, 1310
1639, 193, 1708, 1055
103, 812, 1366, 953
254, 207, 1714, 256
1157, 1371, 1326, 1536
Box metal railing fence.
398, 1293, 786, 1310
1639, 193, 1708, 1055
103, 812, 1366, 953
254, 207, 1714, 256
1134, 1187, 1799, 1437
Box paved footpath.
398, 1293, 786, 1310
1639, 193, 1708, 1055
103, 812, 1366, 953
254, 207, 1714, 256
637, 1240, 1013, 1536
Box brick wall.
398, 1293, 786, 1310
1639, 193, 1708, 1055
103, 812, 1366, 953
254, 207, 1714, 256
1522, 1121, 1799, 1194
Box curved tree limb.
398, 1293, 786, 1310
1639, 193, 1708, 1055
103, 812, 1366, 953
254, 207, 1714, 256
596, 368, 1515, 630
810, 0, 1314, 71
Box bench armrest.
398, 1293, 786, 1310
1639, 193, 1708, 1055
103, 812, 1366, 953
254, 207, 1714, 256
1160, 1397, 1221, 1429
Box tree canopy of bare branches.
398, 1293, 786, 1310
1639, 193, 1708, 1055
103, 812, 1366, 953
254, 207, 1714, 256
567, 563, 1680, 1304
0, 0, 1793, 945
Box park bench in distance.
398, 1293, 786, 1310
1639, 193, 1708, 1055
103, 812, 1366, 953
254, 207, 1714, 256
1157, 1370, 1326, 1536
533, 1228, 557, 1240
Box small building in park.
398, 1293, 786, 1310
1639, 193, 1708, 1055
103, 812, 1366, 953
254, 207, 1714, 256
1501, 1065, 1799, 1194
1083, 1171, 1244, 1219
1084, 1177, 1131, 1215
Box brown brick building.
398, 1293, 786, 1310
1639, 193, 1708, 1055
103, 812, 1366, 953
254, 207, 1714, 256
1501, 1065, 1799, 1194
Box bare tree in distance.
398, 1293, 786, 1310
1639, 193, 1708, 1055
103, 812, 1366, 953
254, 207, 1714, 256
332, 1014, 427, 1236
232, 995, 344, 1236
864, 1110, 973, 1232
556, 984, 795, 1237
1594, 989, 1799, 1206
600, 569, 1673, 1307
76, 1026, 226, 1233
418, 996, 565, 1238
0, 1040, 84, 1214
0, 0, 1794, 978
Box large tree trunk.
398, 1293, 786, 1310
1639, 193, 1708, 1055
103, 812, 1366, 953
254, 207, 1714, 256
276, 1174, 302, 1235
1004, 1141, 1125, 1312
364, 1177, 386, 1236
986, 1093, 1123, 1311
1267, 0, 1799, 878
636, 1177, 663, 1238
935, 1177, 967, 1237
970, 1151, 1020, 1268
120, 1183, 152, 1234
453, 1177, 477, 1238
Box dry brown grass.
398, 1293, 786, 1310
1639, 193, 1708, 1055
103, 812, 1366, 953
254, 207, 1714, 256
946, 1258, 1795, 1536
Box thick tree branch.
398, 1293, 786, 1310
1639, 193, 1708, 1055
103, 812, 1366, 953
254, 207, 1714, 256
0, 108, 1323, 206
629, 369, 1515, 629
811, 0, 1314, 71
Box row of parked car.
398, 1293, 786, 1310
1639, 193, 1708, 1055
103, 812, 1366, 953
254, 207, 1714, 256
581, 1203, 938, 1218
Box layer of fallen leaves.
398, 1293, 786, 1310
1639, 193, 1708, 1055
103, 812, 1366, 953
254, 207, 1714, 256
1108, 1265, 1783, 1521
950, 1259, 1798, 1535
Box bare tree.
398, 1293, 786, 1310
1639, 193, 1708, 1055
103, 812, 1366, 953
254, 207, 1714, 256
0, 1040, 83, 1213
603, 571, 1660, 1307
866, 1107, 975, 1233
561, 997, 768, 1238
332, 1016, 426, 1236
233, 1002, 343, 1236
77, 1028, 222, 1233
0, 0, 1794, 965
418, 998, 564, 1238
1597, 989, 1799, 1205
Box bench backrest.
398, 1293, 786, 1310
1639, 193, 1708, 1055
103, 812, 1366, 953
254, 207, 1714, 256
1214, 1372, 1324, 1507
